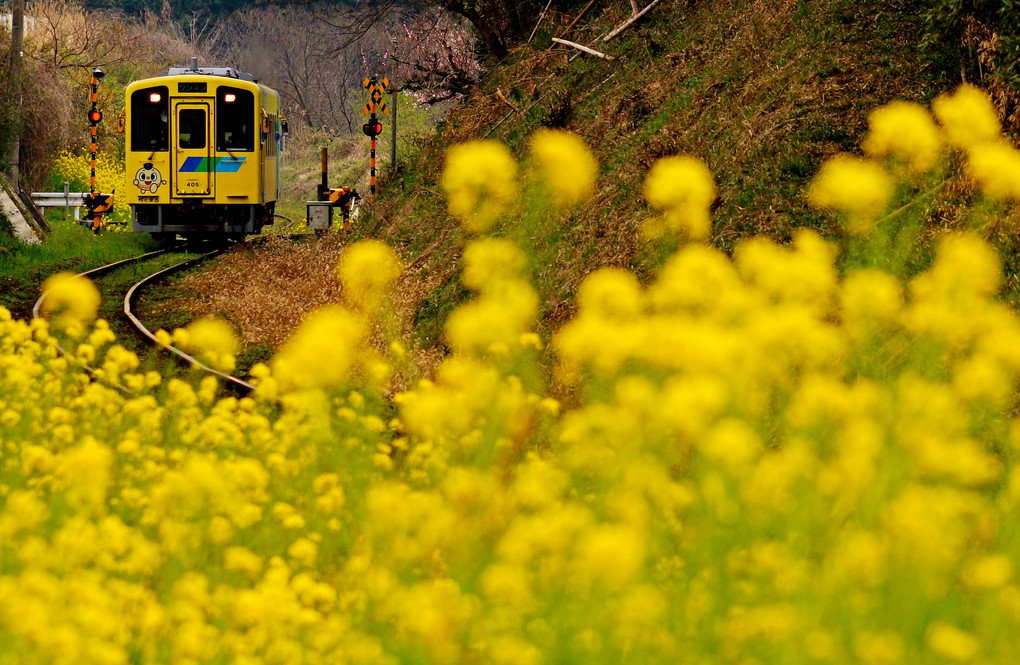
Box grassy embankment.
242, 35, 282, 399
362, 0, 966, 352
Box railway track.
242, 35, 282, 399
32, 238, 287, 395
123, 249, 255, 393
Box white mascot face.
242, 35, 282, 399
133, 164, 164, 193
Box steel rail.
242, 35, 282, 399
32, 246, 181, 393
32, 247, 177, 320
34, 233, 313, 396
123, 249, 256, 394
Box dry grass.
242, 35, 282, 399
172, 233, 449, 380
177, 235, 345, 347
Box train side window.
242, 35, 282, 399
178, 109, 206, 149
217, 87, 255, 152
130, 86, 169, 152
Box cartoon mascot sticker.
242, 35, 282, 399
133, 163, 166, 194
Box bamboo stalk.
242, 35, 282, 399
603, 0, 664, 42
551, 37, 614, 60
528, 0, 554, 43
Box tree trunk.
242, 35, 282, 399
6, 0, 24, 184
444, 1, 509, 59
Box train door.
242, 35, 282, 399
173, 100, 213, 197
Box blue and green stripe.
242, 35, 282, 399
179, 156, 246, 173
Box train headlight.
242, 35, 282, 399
149, 92, 162, 103
224, 93, 237, 103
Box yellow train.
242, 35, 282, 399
124, 59, 285, 240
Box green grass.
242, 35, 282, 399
0, 215, 157, 319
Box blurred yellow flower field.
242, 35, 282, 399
3, 91, 1020, 664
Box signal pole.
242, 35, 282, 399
87, 68, 104, 198
84, 68, 111, 233
362, 75, 389, 203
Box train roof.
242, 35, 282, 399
160, 57, 254, 81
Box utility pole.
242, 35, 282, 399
5, 0, 24, 184
390, 85, 397, 168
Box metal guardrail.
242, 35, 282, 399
31, 185, 87, 220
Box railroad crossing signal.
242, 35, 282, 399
83, 191, 114, 233
362, 77, 390, 116
84, 192, 114, 216
361, 75, 390, 203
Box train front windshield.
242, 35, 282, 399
131, 86, 169, 152
217, 87, 255, 152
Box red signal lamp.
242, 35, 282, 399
362, 121, 382, 137
88, 110, 103, 124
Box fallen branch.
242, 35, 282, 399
551, 37, 614, 60
603, 0, 664, 42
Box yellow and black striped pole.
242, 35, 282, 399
370, 121, 376, 203
89, 75, 99, 196
362, 76, 389, 204
86, 68, 105, 232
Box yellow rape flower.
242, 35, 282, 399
58, 438, 113, 510
445, 281, 538, 355
575, 524, 645, 590
699, 418, 761, 469
854, 631, 903, 665
183, 317, 238, 372
576, 267, 643, 319
642, 155, 716, 239
965, 140, 1020, 200
224, 546, 263, 578
841, 268, 903, 334
926, 622, 980, 662
961, 554, 1013, 590
528, 128, 598, 206
862, 100, 941, 174
806, 155, 892, 235
338, 239, 403, 311
287, 537, 318, 568
909, 231, 1001, 302
154, 328, 171, 347
932, 83, 1000, 150
441, 140, 518, 233
40, 272, 101, 322
462, 237, 527, 290
272, 305, 366, 392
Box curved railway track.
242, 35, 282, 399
33, 237, 305, 395
123, 250, 255, 393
